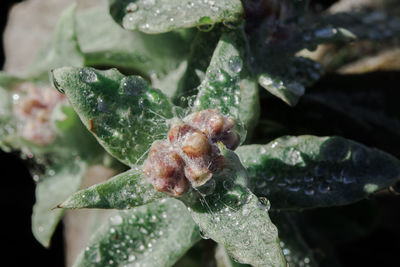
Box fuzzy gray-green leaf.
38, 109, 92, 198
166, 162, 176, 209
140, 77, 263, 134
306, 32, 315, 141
215, 244, 251, 267
236, 135, 400, 210
60, 167, 165, 209
27, 4, 83, 81
32, 159, 87, 247
182, 146, 285, 267
173, 29, 221, 106
73, 199, 200, 267
77, 6, 190, 80
239, 77, 260, 140
258, 57, 321, 107
193, 30, 246, 119
109, 0, 244, 33
52, 67, 174, 166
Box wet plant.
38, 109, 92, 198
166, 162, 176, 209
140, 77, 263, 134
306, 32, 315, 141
1, 0, 400, 266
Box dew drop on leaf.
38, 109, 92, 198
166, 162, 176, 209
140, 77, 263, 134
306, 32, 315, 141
110, 215, 123, 226
318, 183, 331, 194
228, 56, 243, 73
257, 197, 271, 212
199, 229, 210, 239
304, 188, 314, 196
343, 176, 356, 184
79, 69, 98, 83
223, 178, 234, 191
126, 3, 138, 13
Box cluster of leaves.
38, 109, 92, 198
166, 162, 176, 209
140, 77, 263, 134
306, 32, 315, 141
1, 0, 400, 266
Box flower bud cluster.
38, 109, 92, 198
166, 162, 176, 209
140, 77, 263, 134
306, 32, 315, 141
13, 83, 66, 145
142, 109, 240, 197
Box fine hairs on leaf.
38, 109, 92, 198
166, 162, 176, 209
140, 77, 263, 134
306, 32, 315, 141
1, 0, 400, 266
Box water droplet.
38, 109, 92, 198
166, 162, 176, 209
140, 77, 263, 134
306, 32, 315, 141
304, 188, 314, 196
284, 177, 295, 184
318, 183, 331, 193
288, 185, 301, 192
33, 175, 40, 182
223, 179, 234, 191
86, 245, 101, 263
389, 181, 400, 195
198, 24, 215, 33
120, 77, 147, 96
283, 248, 291, 255
197, 179, 216, 196
228, 56, 243, 73
241, 206, 251, 216
257, 197, 271, 211
12, 93, 20, 102
126, 3, 138, 13
352, 149, 365, 166
79, 68, 98, 83
217, 72, 227, 83
314, 26, 336, 39
110, 215, 123, 226
343, 176, 356, 184
256, 180, 267, 188
128, 254, 136, 262
97, 97, 108, 112
199, 229, 210, 239
304, 176, 314, 183
239, 192, 252, 205
285, 148, 303, 166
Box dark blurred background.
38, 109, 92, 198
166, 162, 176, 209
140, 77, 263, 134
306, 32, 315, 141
1, 0, 399, 266
0, 1, 64, 266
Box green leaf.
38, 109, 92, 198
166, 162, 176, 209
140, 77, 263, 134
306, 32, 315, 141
152, 61, 188, 99
0, 72, 25, 89
52, 67, 174, 166
32, 159, 87, 247
258, 57, 321, 107
59, 167, 165, 209
193, 29, 246, 119
77, 6, 190, 80
182, 145, 286, 267
73, 199, 200, 267
109, 0, 244, 34
0, 87, 14, 150
173, 29, 221, 106
215, 244, 251, 267
26, 4, 83, 81
239, 77, 260, 141
236, 135, 400, 210
270, 212, 317, 266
